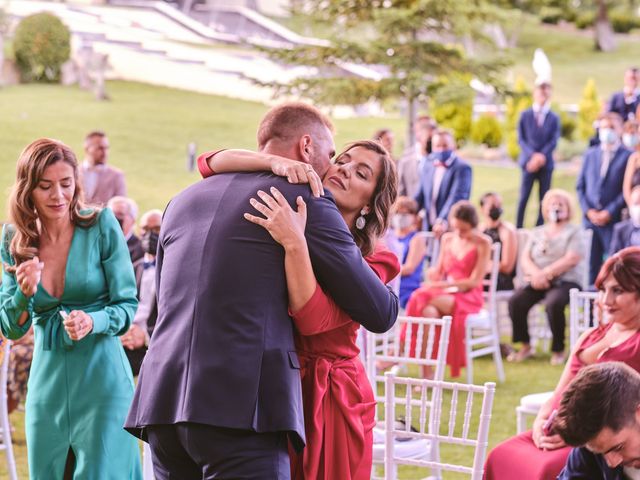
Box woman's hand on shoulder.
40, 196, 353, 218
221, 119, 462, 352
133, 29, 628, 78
245, 187, 308, 251
270, 156, 324, 198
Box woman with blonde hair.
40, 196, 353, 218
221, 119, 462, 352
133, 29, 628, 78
507, 188, 585, 365
0, 139, 141, 479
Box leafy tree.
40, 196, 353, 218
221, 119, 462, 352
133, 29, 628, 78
261, 0, 510, 146
577, 78, 601, 141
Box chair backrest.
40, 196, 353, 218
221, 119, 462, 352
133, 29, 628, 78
383, 372, 496, 480
413, 231, 440, 269
514, 228, 531, 289
483, 243, 501, 316
580, 228, 594, 290
569, 288, 601, 349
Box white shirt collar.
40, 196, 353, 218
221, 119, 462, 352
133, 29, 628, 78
532, 102, 551, 115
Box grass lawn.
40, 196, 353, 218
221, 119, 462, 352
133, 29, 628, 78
0, 81, 578, 478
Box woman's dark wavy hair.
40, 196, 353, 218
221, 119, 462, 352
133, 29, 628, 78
338, 140, 398, 257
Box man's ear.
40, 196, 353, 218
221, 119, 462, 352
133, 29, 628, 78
298, 135, 312, 163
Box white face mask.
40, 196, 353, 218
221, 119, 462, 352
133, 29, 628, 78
630, 205, 640, 225
548, 204, 566, 223
623, 133, 640, 150
599, 128, 618, 145
391, 213, 414, 230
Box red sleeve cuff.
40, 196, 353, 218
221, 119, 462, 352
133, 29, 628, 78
289, 283, 324, 321
197, 149, 225, 178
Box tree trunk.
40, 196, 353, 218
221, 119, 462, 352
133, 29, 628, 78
594, 0, 616, 52
406, 94, 417, 150
0, 34, 4, 87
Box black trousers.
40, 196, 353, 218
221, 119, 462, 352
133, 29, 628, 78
508, 281, 580, 352
146, 423, 290, 480
516, 168, 553, 228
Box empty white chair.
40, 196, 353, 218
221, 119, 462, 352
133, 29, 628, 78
0, 340, 18, 480
465, 243, 505, 384
383, 372, 496, 480
515, 288, 600, 433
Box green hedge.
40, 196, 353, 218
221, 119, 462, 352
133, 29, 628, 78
470, 114, 503, 148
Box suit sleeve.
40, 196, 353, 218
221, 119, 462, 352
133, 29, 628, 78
603, 155, 628, 217
576, 152, 592, 214
291, 248, 401, 335
518, 112, 534, 167
0, 225, 33, 340
437, 163, 472, 222
557, 447, 612, 479
88, 209, 139, 336
115, 171, 127, 197
540, 114, 561, 159
303, 194, 399, 333
609, 224, 623, 256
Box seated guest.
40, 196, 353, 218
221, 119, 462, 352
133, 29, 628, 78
404, 200, 491, 378
610, 186, 640, 256
485, 246, 640, 480
391, 196, 427, 308
372, 128, 394, 157
478, 192, 517, 291
577, 112, 630, 285
121, 209, 162, 376
622, 120, 640, 205
508, 189, 585, 365
107, 196, 144, 263
6, 327, 34, 413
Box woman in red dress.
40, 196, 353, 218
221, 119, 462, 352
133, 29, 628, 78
198, 140, 399, 480
403, 201, 491, 378
484, 246, 640, 480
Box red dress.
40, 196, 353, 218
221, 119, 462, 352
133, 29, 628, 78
290, 247, 399, 480
403, 246, 483, 378
484, 322, 640, 480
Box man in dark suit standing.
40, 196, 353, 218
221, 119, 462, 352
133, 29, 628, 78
516, 81, 561, 228
125, 103, 398, 479
415, 129, 471, 238
121, 209, 162, 376
609, 186, 640, 256
577, 112, 632, 285
607, 67, 639, 122
397, 115, 437, 198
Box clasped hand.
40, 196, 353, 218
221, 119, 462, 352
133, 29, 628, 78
270, 157, 324, 197
63, 310, 93, 341
245, 187, 307, 250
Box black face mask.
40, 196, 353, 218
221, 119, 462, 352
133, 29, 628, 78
488, 206, 503, 221
115, 216, 125, 231
141, 231, 159, 256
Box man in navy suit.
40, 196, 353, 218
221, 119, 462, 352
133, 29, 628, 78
414, 129, 472, 237
555, 363, 640, 480
607, 67, 639, 122
577, 112, 632, 285
609, 186, 640, 256
516, 81, 561, 228
125, 103, 399, 479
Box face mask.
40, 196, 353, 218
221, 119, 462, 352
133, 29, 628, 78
115, 216, 125, 231
548, 208, 565, 224
391, 214, 414, 230
433, 150, 452, 163
488, 206, 503, 221
623, 133, 639, 150
141, 230, 159, 256
599, 128, 618, 145
630, 206, 640, 225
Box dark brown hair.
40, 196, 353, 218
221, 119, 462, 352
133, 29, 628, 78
6, 139, 98, 270
340, 140, 398, 257
393, 196, 419, 215
595, 246, 640, 294
555, 362, 640, 446
84, 130, 106, 142
257, 102, 334, 150
449, 200, 478, 229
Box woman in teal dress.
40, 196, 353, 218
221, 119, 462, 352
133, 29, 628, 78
0, 138, 142, 479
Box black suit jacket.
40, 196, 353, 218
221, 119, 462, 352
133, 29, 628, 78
608, 91, 639, 121
125, 172, 399, 449
558, 447, 623, 479
127, 234, 144, 263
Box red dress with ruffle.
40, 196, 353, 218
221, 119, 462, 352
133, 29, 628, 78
403, 246, 484, 378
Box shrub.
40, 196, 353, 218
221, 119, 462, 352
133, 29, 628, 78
577, 78, 600, 141
13, 12, 71, 82
609, 10, 640, 34
470, 114, 503, 148
432, 101, 473, 143
575, 11, 595, 29
553, 104, 577, 141
540, 7, 563, 24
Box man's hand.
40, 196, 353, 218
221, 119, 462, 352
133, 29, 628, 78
121, 324, 146, 350
525, 153, 545, 173
595, 210, 611, 226
432, 221, 447, 239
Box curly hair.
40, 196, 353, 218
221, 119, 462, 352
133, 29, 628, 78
6, 138, 98, 271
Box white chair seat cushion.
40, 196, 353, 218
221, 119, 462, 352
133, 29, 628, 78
466, 309, 490, 328
372, 427, 431, 462
519, 391, 554, 409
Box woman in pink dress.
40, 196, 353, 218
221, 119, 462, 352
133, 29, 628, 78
404, 200, 491, 378
484, 246, 640, 480
198, 140, 399, 480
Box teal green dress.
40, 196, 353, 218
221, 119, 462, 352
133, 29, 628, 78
0, 209, 142, 480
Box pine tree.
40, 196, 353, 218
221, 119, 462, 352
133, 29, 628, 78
578, 78, 601, 141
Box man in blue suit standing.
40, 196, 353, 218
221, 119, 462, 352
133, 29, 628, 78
415, 129, 472, 238
609, 186, 640, 256
516, 81, 561, 228
577, 112, 632, 285
125, 103, 399, 479
607, 67, 639, 122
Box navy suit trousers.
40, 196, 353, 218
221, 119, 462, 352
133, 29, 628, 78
516, 168, 553, 228
585, 222, 613, 286
147, 423, 290, 480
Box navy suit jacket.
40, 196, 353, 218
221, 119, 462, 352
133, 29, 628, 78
517, 107, 561, 170
558, 447, 623, 479
576, 145, 631, 225
608, 91, 640, 121
125, 172, 399, 449
414, 154, 472, 230
609, 219, 640, 256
